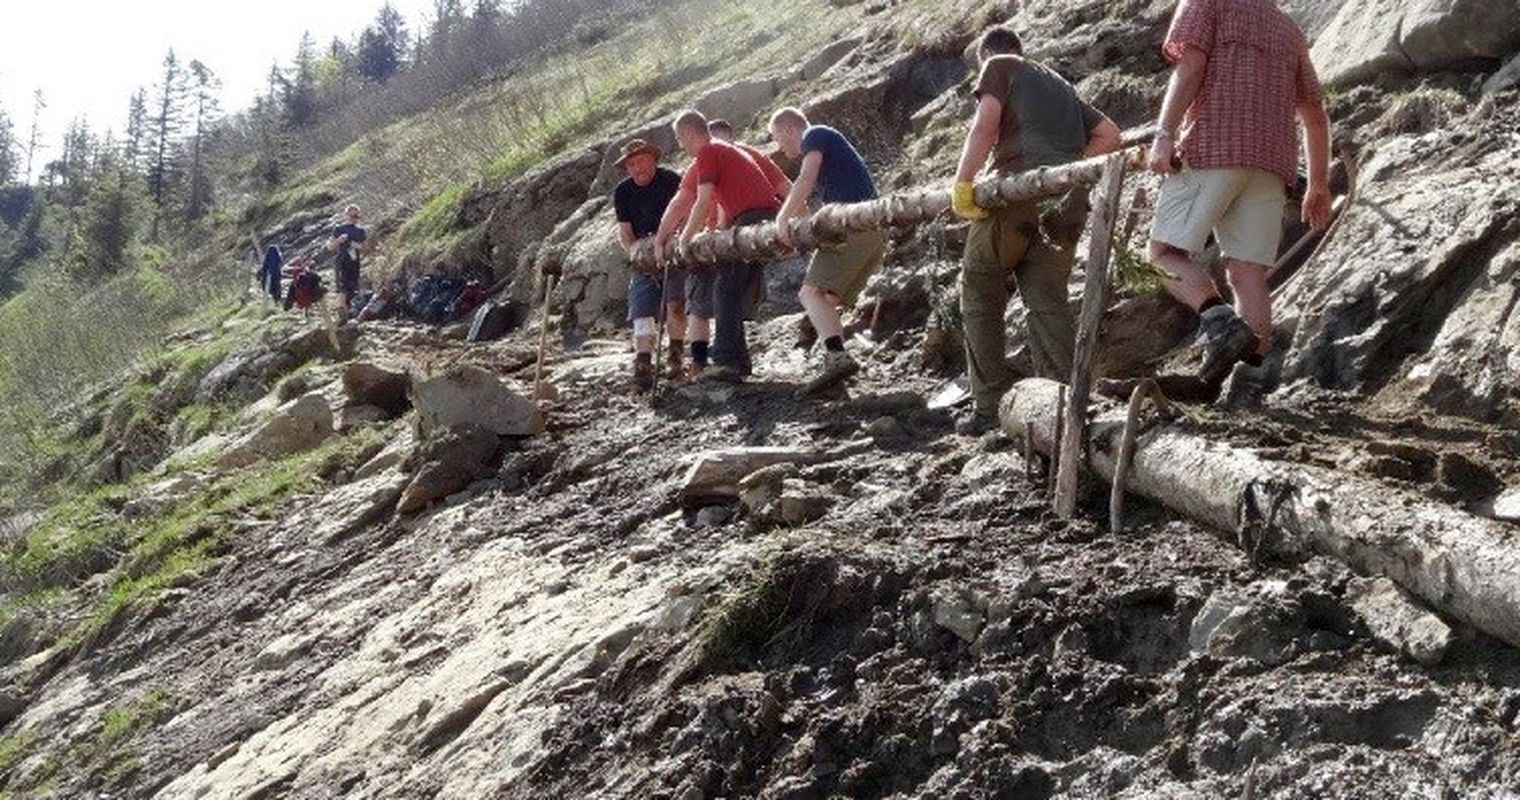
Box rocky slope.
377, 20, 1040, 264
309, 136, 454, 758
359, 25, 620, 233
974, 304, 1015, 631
2, 0, 1520, 798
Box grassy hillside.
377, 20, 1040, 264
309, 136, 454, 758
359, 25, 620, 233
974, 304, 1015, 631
255, 0, 876, 255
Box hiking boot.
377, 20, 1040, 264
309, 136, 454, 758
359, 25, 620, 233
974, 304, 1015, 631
1196, 305, 1257, 386
632, 356, 656, 391
803, 350, 860, 396
666, 339, 686, 380
697, 364, 746, 384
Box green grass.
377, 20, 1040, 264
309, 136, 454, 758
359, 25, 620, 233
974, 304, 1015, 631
294, 0, 864, 259
0, 422, 387, 658
0, 731, 37, 775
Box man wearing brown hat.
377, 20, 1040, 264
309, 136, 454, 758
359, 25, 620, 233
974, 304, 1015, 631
613, 139, 688, 389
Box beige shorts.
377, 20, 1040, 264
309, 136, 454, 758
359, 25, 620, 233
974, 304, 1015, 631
1152, 167, 1287, 267
806, 229, 888, 306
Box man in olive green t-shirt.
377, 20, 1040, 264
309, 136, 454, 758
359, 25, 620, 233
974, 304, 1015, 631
950, 26, 1121, 434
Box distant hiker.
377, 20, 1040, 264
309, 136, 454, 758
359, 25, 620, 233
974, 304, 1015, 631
653, 109, 783, 383
260, 245, 283, 303
769, 107, 886, 394
1147, 0, 1332, 384
951, 26, 1122, 434
612, 138, 688, 390
326, 204, 370, 320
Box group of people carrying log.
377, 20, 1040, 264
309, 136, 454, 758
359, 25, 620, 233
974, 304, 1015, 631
563, 0, 1332, 428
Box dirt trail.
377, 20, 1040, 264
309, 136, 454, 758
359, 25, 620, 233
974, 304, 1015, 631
3, 308, 1504, 799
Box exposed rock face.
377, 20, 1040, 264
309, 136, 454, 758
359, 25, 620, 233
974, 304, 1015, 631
476, 147, 608, 300
1277, 117, 1520, 424
1313, 0, 1520, 88
217, 393, 335, 469
411, 366, 544, 438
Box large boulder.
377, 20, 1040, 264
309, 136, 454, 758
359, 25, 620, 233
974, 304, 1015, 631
341, 361, 411, 415
1312, 0, 1520, 88
397, 425, 502, 514
1276, 120, 1520, 424
411, 366, 544, 438
218, 393, 335, 469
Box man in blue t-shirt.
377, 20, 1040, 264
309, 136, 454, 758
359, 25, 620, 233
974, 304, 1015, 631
769, 107, 887, 394
326, 204, 370, 318
612, 139, 687, 389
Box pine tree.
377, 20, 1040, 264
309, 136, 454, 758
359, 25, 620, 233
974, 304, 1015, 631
147, 50, 189, 240
357, 3, 414, 79
285, 32, 319, 127
122, 88, 148, 178
186, 60, 220, 222
432, 0, 466, 48
73, 151, 145, 281
23, 90, 45, 185
0, 94, 17, 187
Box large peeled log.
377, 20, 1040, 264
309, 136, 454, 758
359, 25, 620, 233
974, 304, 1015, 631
623, 147, 1147, 271
1000, 377, 1520, 650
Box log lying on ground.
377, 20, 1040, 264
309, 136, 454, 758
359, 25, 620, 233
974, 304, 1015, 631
624, 147, 1147, 271
1000, 377, 1520, 650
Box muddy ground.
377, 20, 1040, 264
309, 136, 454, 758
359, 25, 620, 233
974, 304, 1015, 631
25, 301, 1510, 799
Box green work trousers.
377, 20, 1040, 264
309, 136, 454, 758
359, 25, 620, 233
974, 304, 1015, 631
960, 199, 1077, 418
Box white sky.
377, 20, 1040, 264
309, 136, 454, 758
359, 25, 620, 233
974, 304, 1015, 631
0, 0, 436, 176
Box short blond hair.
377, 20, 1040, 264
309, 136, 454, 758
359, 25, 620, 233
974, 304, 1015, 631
673, 110, 709, 137
768, 107, 808, 132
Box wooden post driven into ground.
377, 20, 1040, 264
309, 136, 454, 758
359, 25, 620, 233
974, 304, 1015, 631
1054, 152, 1128, 518
617, 147, 1146, 272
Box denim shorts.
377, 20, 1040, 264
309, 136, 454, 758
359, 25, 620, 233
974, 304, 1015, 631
627, 267, 690, 320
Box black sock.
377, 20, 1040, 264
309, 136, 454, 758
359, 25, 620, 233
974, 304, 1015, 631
824, 336, 845, 353
1199, 297, 1226, 314
691, 341, 710, 366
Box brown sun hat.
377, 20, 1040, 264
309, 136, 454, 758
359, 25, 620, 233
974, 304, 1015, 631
613, 138, 663, 166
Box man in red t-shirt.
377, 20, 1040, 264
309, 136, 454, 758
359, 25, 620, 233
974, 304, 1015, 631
653, 109, 782, 382
1148, 0, 1332, 385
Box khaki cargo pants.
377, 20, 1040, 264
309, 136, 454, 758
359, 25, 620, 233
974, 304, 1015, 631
960, 199, 1077, 417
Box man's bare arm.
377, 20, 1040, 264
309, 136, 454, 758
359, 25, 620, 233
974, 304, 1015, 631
1298, 98, 1333, 230
654, 187, 696, 246
954, 94, 1003, 183
777, 151, 822, 242
616, 221, 637, 254
683, 184, 717, 244
1084, 116, 1123, 157
1150, 46, 1206, 173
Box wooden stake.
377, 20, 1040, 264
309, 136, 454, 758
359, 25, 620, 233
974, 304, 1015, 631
1054, 152, 1128, 518
533, 275, 557, 403
1110, 379, 1172, 532
318, 298, 343, 355
1050, 385, 1066, 502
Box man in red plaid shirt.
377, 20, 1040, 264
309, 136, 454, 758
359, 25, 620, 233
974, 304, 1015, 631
1148, 0, 1333, 384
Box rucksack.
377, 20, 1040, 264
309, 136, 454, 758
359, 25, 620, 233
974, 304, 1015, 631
284, 266, 327, 311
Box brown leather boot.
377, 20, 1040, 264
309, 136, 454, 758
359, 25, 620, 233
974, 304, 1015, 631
666, 338, 686, 380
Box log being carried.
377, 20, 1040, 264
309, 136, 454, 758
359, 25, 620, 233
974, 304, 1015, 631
624, 146, 1143, 273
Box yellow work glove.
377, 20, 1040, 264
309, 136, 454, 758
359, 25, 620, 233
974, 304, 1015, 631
952, 181, 989, 221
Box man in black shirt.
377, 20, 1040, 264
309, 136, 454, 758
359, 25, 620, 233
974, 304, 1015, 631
327, 204, 370, 319
612, 139, 687, 389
